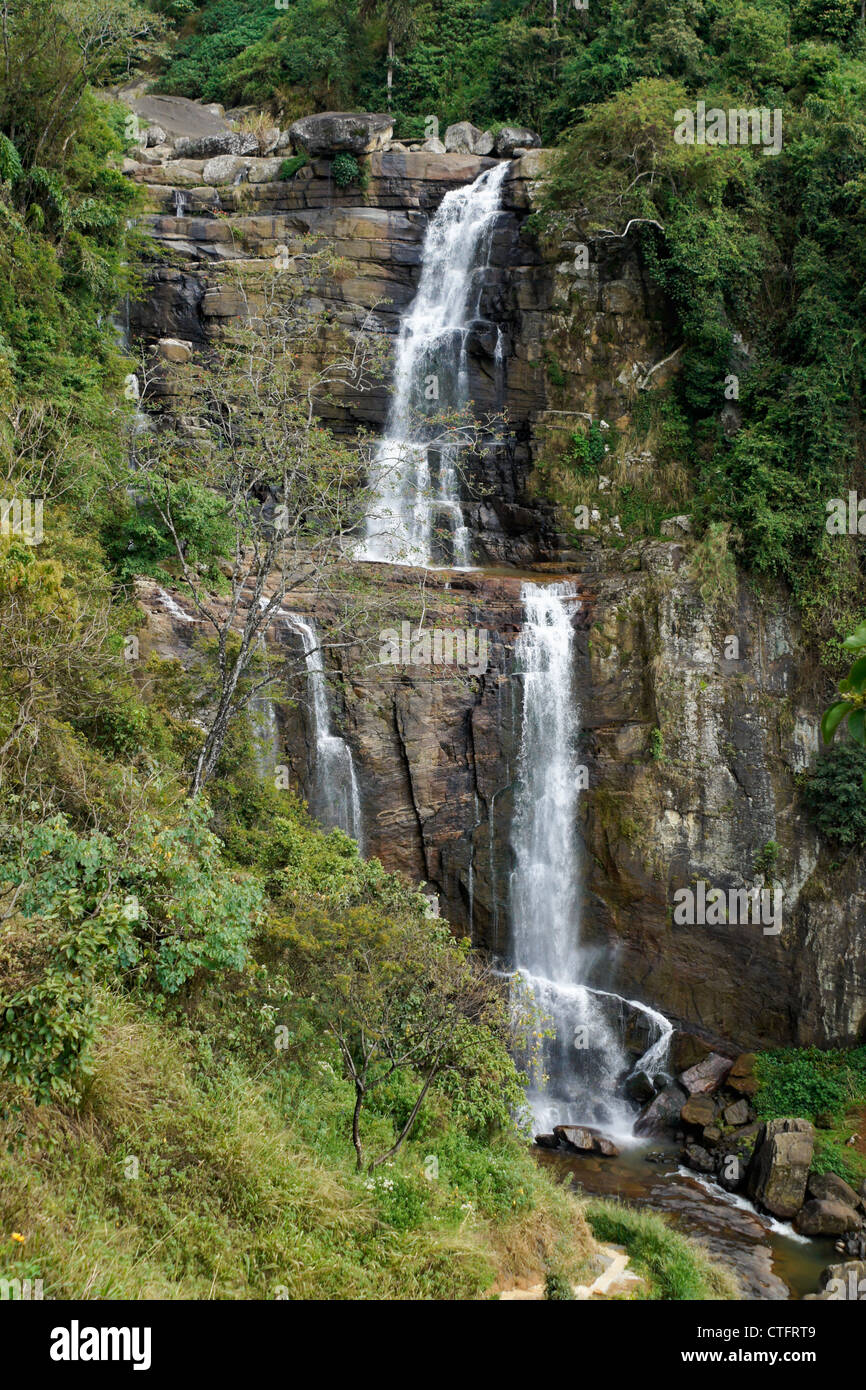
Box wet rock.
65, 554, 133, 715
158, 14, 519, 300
681, 1094, 717, 1128
553, 1125, 620, 1157
635, 1082, 688, 1136
807, 1172, 863, 1210
174, 131, 259, 160
680, 1053, 733, 1096
494, 126, 541, 156
624, 1069, 656, 1105
534, 1132, 559, 1149
727, 1053, 759, 1097
747, 1118, 814, 1220
289, 111, 393, 157
806, 1259, 866, 1300
724, 1098, 750, 1127
683, 1142, 715, 1174
794, 1199, 861, 1237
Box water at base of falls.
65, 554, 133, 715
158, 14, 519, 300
509, 581, 672, 1141
359, 161, 509, 568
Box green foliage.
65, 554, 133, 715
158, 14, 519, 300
755, 1046, 866, 1122
544, 1270, 575, 1299
820, 623, 866, 751
277, 154, 308, 180
803, 743, 866, 847
331, 151, 362, 187
102, 478, 235, 584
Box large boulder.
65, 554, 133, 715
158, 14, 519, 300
553, 1125, 620, 1157
794, 1199, 861, 1237
173, 131, 259, 160
669, 1030, 714, 1073
288, 112, 392, 157
723, 1098, 751, 1127
747, 1118, 814, 1220
494, 125, 541, 156
246, 157, 287, 184
679, 1052, 733, 1096
635, 1082, 688, 1136
807, 1171, 864, 1211
716, 1122, 763, 1192
681, 1094, 717, 1128
201, 154, 249, 186
683, 1142, 715, 1174
727, 1052, 759, 1097
444, 121, 493, 155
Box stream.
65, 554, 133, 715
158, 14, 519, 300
536, 1140, 835, 1300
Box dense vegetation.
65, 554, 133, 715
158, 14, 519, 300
755, 1047, 866, 1185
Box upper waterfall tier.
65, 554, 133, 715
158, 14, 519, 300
359, 161, 509, 568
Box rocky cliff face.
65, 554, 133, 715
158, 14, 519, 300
126, 137, 865, 1056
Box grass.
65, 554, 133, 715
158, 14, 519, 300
754, 1047, 866, 1188
0, 990, 596, 1300
583, 1199, 738, 1301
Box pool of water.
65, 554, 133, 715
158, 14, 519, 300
536, 1138, 836, 1300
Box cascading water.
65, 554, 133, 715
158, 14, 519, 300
509, 582, 672, 1139
360, 161, 509, 568
283, 613, 364, 849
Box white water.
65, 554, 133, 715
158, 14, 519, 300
360, 162, 509, 567
509, 582, 672, 1139
283, 613, 364, 848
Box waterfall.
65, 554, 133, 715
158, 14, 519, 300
360, 161, 509, 568
509, 581, 672, 1139
284, 614, 364, 849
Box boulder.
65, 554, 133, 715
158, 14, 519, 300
156, 338, 192, 364
681, 1094, 717, 1128
794, 1199, 861, 1237
624, 1069, 656, 1105
444, 121, 493, 155
660, 514, 693, 538
716, 1121, 763, 1191
421, 137, 446, 154
747, 1118, 814, 1220
679, 1052, 733, 1096
494, 125, 541, 157
258, 127, 281, 155
669, 1030, 714, 1072
534, 1132, 559, 1150
246, 157, 287, 184
724, 1099, 750, 1127
173, 131, 259, 160
289, 112, 392, 157
634, 1082, 688, 1136
201, 154, 249, 186
143, 124, 167, 149
683, 1142, 715, 1174
807, 1172, 863, 1211
727, 1052, 759, 1097
553, 1125, 620, 1157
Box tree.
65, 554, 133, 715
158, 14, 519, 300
133, 254, 388, 797
282, 903, 526, 1170
358, 0, 413, 110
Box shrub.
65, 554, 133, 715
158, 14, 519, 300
331, 152, 361, 188
803, 744, 866, 848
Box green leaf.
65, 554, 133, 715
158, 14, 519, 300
848, 709, 866, 746
842, 624, 866, 652
821, 701, 853, 744
847, 657, 866, 694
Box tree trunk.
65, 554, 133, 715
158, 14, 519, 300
369, 1066, 439, 1169
352, 1084, 365, 1171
